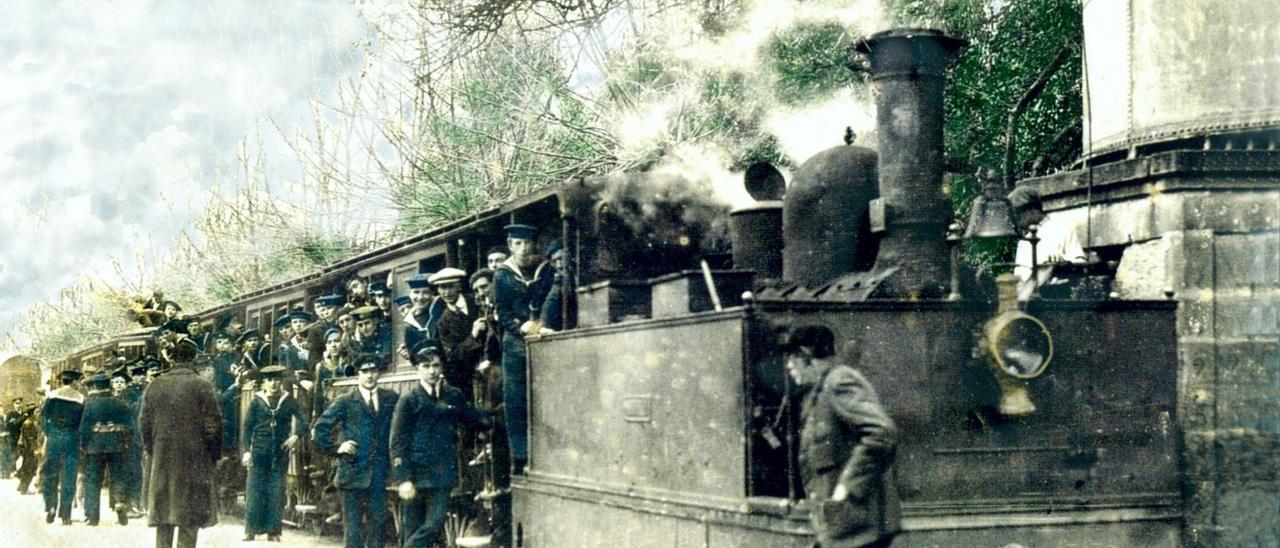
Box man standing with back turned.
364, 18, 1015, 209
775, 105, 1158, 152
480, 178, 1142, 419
783, 325, 900, 548
140, 343, 223, 548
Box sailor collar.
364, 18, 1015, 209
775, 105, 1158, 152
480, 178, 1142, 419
498, 257, 549, 287
255, 390, 291, 409
49, 386, 85, 404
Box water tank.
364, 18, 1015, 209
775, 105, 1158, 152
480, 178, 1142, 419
1083, 0, 1280, 155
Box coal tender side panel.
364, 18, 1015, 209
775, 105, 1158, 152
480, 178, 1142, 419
527, 315, 747, 500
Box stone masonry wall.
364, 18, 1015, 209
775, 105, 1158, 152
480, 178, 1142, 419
1027, 155, 1279, 547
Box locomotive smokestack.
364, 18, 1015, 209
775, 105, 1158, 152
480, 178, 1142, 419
857, 29, 964, 299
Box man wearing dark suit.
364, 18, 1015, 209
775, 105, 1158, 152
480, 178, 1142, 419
391, 341, 489, 548
783, 325, 900, 548
2, 397, 24, 479
78, 372, 137, 526
312, 353, 399, 548
426, 267, 483, 400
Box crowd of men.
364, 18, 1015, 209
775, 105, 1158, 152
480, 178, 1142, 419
8, 223, 565, 548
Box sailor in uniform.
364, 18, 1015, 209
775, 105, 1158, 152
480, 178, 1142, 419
241, 365, 308, 542
41, 370, 85, 525
491, 224, 554, 472
78, 372, 137, 526
401, 274, 434, 356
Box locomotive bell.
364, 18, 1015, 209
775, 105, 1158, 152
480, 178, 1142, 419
978, 274, 1053, 416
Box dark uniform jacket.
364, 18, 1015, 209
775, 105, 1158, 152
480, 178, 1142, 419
211, 352, 237, 392
402, 309, 431, 355
432, 295, 485, 393
239, 344, 269, 372
799, 366, 900, 548
42, 389, 85, 435
140, 367, 223, 528
244, 391, 307, 460
539, 271, 564, 331
493, 259, 554, 337
311, 388, 398, 490
79, 392, 136, 454
355, 325, 393, 362
390, 383, 487, 489
306, 319, 336, 367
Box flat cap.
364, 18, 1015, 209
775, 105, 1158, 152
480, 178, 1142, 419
235, 328, 262, 345
428, 267, 467, 286
351, 353, 384, 372
779, 325, 836, 359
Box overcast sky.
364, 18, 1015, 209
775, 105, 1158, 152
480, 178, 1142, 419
0, 0, 371, 346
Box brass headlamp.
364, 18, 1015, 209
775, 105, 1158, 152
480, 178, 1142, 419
978, 274, 1053, 416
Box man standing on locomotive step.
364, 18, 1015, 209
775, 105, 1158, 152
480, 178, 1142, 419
42, 369, 84, 525
392, 340, 490, 547
312, 353, 398, 548
492, 224, 554, 473
783, 325, 900, 548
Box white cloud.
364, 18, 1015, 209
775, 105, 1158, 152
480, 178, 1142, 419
0, 0, 371, 346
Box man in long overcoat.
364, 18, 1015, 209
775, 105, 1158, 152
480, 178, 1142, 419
312, 353, 399, 548
140, 344, 223, 548
783, 325, 900, 548
392, 341, 489, 547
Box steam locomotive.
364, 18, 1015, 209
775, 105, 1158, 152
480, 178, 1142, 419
48, 28, 1194, 547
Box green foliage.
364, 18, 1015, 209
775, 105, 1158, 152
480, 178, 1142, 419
892, 0, 1083, 265
760, 20, 863, 105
